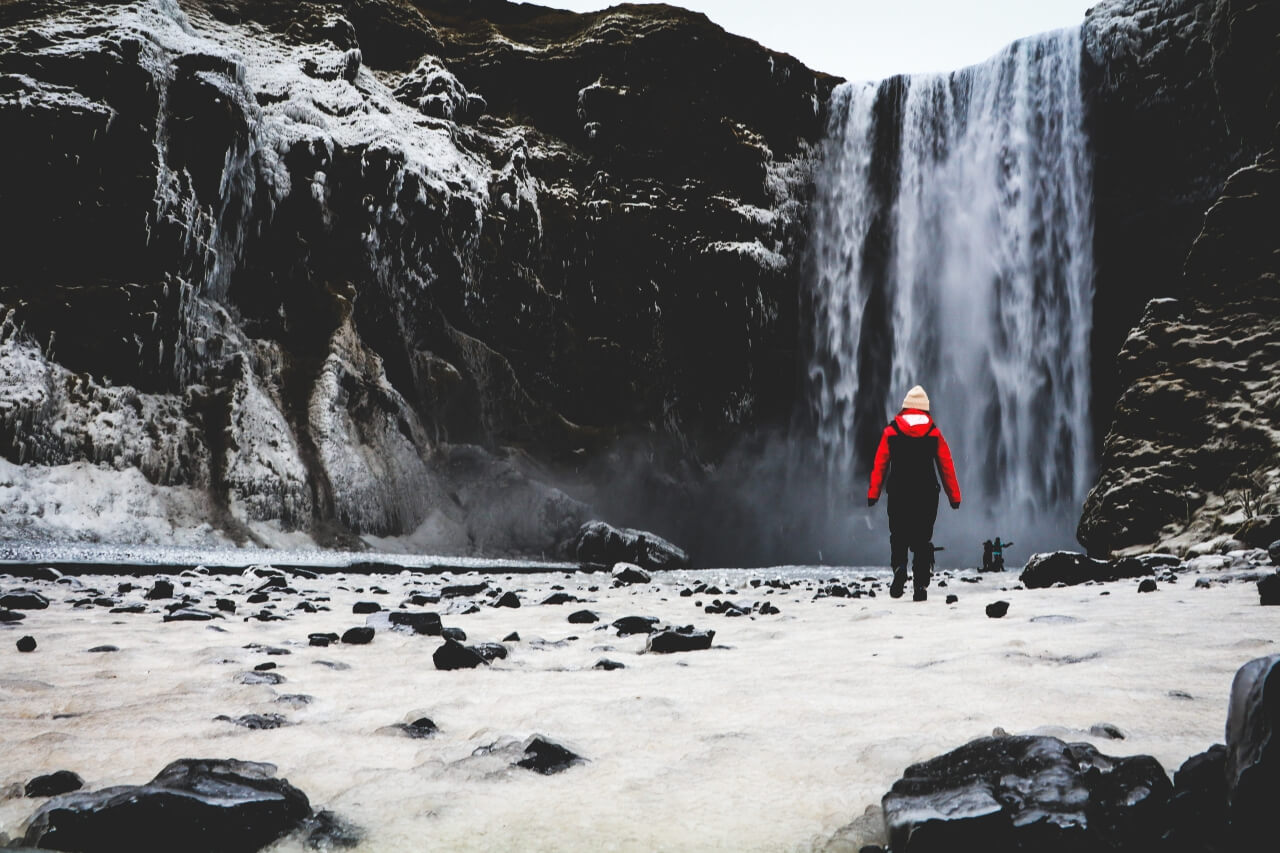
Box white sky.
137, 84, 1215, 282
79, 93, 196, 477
544, 0, 1099, 81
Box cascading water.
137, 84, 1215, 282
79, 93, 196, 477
807, 29, 1093, 551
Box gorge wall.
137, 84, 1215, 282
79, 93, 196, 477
0, 0, 835, 555
0, 0, 1274, 562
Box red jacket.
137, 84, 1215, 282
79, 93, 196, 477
866, 409, 961, 503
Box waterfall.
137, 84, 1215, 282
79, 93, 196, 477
807, 29, 1093, 547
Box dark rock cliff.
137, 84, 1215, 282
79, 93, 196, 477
0, 0, 837, 553
1078, 0, 1280, 555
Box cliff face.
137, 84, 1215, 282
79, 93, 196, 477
0, 0, 837, 552
1078, 0, 1280, 555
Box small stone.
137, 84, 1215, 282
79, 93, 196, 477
398, 717, 438, 738
593, 658, 625, 670
25, 771, 83, 798
1258, 573, 1280, 605
144, 580, 174, 600
215, 598, 236, 613
495, 591, 521, 608
985, 601, 1010, 619
0, 592, 49, 610
568, 609, 599, 624
612, 563, 651, 585
308, 632, 339, 647
515, 735, 585, 774
503, 631, 520, 642
945, 594, 959, 604
1089, 722, 1126, 739
341, 627, 375, 645
352, 601, 380, 614
16, 635, 37, 652
235, 670, 285, 685
87, 645, 119, 653
441, 626, 466, 642
1138, 579, 1158, 593
432, 639, 486, 670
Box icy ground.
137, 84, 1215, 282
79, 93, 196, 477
1, 564, 1276, 850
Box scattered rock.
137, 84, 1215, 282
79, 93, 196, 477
572, 521, 691, 572
0, 608, 25, 622
387, 611, 443, 635
163, 608, 217, 622
21, 758, 311, 852
441, 581, 488, 598
308, 632, 339, 647
441, 626, 467, 642
1138, 578, 1158, 593
1090, 722, 1126, 740
646, 626, 714, 653
612, 615, 660, 636
16, 635, 37, 652
394, 717, 438, 739
472, 642, 508, 662
541, 592, 582, 605
945, 594, 958, 604
515, 735, 586, 775
1161, 744, 1227, 851
881, 735, 1172, 851
1019, 551, 1136, 588
214, 713, 291, 730
985, 601, 1010, 619
568, 609, 599, 624
340, 627, 374, 645
1270, 540, 1280, 565
432, 639, 486, 670
0, 591, 49, 610
611, 562, 651, 585
503, 631, 520, 642
87, 645, 119, 653
236, 671, 285, 685
593, 658, 625, 670
25, 771, 84, 798
352, 601, 381, 614
215, 599, 236, 613
494, 591, 521, 608
1258, 573, 1280, 605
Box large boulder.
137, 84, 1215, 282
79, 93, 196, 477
1225, 654, 1280, 846
882, 735, 1172, 852
573, 521, 691, 571
22, 758, 311, 852
1019, 551, 1143, 588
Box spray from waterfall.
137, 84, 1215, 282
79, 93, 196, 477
807, 29, 1094, 554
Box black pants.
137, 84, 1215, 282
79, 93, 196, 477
888, 487, 939, 588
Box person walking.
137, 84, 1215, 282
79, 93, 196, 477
866, 385, 961, 601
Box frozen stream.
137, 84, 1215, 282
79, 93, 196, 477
1, 565, 1275, 850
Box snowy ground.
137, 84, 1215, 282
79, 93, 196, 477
1, 564, 1276, 851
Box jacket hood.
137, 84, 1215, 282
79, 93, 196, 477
894, 409, 935, 437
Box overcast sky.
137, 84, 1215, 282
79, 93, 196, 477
545, 0, 1098, 81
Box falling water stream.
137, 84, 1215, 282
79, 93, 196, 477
807, 29, 1094, 551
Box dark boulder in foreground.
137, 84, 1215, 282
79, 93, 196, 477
573, 521, 691, 572
432, 639, 487, 670
1258, 573, 1280, 605
645, 626, 714, 653
26, 770, 84, 798
882, 735, 1172, 852
1226, 654, 1280, 847
1161, 744, 1228, 851
1019, 550, 1156, 588
1, 591, 49, 610
515, 736, 586, 775
22, 758, 311, 852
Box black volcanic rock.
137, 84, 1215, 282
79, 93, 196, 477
612, 615, 660, 636
17, 635, 37, 652
144, 581, 174, 601
1161, 744, 1228, 851
1225, 654, 1280, 846
26, 770, 84, 798
645, 626, 714, 653
882, 735, 1172, 852
567, 609, 599, 624
432, 638, 487, 670
388, 610, 443, 635
1019, 551, 1146, 588
340, 627, 375, 645
573, 522, 690, 572
985, 601, 1009, 619
352, 601, 381, 614
514, 735, 585, 775
0, 591, 49, 610
21, 758, 311, 853
1260, 573, 1280, 605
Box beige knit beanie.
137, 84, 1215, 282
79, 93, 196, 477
902, 385, 930, 411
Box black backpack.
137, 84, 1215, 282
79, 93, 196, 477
885, 420, 940, 493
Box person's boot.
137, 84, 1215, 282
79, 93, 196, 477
890, 566, 907, 599
913, 586, 927, 602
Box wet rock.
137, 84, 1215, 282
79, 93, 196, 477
441, 581, 488, 598
17, 635, 37, 652
541, 592, 582, 605
163, 608, 218, 622
441, 626, 467, 642
144, 580, 174, 601
472, 642, 508, 662
1019, 551, 1131, 588
22, 758, 311, 852
882, 735, 1172, 851
0, 609, 26, 623
87, 645, 119, 653
568, 609, 599, 624
612, 615, 660, 636
236, 670, 285, 685
573, 521, 691, 572
0, 591, 49, 610
253, 662, 277, 671
387, 611, 443, 635
433, 639, 487, 670
247, 593, 270, 604
214, 713, 291, 730
308, 632, 339, 647
593, 658, 625, 670
1161, 744, 1227, 851
985, 601, 1009, 619
1225, 654, 1280, 846
395, 717, 439, 739
1137, 578, 1158, 593
351, 601, 381, 614
1258, 573, 1280, 605
494, 591, 521, 608
611, 563, 651, 585
515, 735, 586, 775
645, 625, 714, 653
26, 771, 84, 798
1089, 723, 1125, 740
340, 627, 374, 645
216, 598, 236, 613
